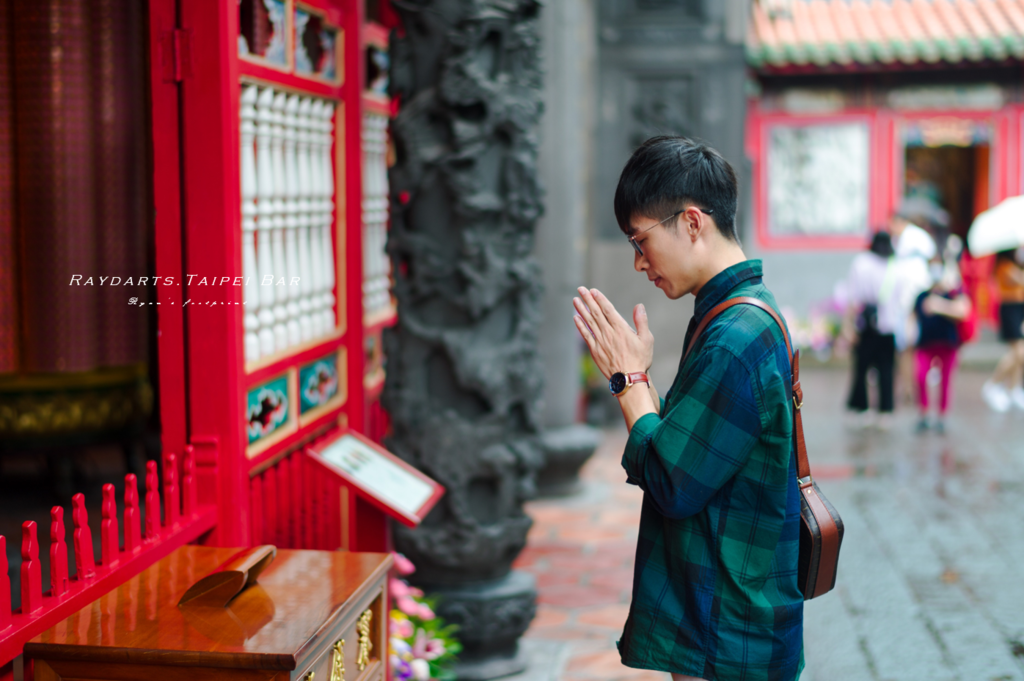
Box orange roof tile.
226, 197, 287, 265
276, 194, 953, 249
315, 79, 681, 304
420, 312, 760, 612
979, 0, 1024, 56
895, 0, 941, 61
748, 0, 1024, 69
850, 0, 895, 62
791, 0, 830, 63
830, 0, 875, 62
997, 0, 1024, 36
912, 0, 963, 61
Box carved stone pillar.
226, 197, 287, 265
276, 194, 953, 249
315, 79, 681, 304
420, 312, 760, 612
535, 0, 601, 496
385, 1, 544, 678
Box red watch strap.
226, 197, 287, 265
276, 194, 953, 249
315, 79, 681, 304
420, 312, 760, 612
626, 372, 649, 386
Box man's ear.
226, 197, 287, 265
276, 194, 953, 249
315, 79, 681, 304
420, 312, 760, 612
684, 206, 703, 242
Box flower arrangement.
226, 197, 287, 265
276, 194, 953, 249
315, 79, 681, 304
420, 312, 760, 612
390, 554, 461, 681
780, 302, 844, 362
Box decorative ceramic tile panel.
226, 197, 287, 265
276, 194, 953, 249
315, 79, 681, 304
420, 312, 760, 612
299, 353, 339, 414
246, 374, 291, 444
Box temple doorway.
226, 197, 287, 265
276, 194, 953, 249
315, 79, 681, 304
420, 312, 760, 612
904, 143, 990, 241
904, 129, 994, 326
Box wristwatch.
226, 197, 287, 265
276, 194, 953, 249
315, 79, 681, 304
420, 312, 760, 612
609, 371, 650, 396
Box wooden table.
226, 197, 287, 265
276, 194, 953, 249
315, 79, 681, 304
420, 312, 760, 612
25, 546, 392, 681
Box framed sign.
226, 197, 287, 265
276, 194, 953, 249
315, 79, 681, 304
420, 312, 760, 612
307, 429, 444, 527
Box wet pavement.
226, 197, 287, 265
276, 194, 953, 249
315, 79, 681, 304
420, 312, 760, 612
514, 366, 1024, 681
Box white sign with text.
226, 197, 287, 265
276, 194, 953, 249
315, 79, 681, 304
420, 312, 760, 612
319, 435, 435, 518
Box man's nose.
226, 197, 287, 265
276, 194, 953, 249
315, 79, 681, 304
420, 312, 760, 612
634, 249, 646, 272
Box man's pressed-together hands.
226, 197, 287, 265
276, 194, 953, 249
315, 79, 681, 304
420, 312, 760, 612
572, 286, 659, 427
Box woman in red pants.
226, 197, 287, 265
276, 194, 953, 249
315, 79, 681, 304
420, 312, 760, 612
914, 237, 971, 433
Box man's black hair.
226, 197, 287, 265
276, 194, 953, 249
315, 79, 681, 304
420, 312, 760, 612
614, 136, 739, 242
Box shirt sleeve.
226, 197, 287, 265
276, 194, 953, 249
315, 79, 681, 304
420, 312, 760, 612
621, 342, 764, 519
914, 290, 927, 317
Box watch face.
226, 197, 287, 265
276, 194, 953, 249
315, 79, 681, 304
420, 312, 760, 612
609, 372, 627, 394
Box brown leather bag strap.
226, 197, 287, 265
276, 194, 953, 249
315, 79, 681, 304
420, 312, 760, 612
681, 296, 811, 481
683, 297, 793, 365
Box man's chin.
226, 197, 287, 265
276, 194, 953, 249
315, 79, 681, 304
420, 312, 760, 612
664, 285, 691, 301
662, 286, 683, 300
652, 277, 687, 299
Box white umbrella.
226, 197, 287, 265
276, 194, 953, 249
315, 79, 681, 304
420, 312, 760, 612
967, 195, 1024, 257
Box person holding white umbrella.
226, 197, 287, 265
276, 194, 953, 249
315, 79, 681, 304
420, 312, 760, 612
967, 196, 1024, 412
981, 249, 1024, 412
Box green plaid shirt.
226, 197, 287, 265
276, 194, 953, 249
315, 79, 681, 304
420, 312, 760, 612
618, 260, 804, 681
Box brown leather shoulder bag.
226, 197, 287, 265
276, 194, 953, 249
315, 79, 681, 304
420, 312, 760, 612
682, 296, 844, 600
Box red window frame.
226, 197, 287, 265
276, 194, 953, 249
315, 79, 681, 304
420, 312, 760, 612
747, 103, 882, 251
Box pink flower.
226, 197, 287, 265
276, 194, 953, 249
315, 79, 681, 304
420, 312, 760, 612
391, 578, 411, 598
393, 553, 416, 576
391, 618, 414, 639
397, 596, 421, 617
412, 628, 447, 661
415, 602, 435, 621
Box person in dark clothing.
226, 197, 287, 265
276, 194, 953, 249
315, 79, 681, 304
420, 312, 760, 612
913, 237, 970, 433
842, 232, 899, 425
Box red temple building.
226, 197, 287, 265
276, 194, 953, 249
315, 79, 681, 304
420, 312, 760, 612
745, 0, 1024, 325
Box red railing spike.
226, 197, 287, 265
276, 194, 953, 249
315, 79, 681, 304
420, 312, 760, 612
124, 473, 142, 553
164, 452, 180, 528
182, 445, 197, 518
145, 461, 161, 540
19, 521, 42, 614
0, 535, 11, 631
101, 484, 119, 569
71, 494, 96, 580
49, 506, 68, 597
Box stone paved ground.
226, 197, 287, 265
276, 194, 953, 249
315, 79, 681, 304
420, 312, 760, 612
513, 366, 1024, 681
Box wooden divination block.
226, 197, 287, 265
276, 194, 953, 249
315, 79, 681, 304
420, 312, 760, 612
25, 546, 392, 681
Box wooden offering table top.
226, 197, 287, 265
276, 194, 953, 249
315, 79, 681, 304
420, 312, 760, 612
26, 546, 392, 681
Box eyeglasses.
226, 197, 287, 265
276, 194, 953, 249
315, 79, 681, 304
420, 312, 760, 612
628, 207, 714, 256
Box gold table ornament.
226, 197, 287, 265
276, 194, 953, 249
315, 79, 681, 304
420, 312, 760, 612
329, 639, 345, 681
356, 609, 373, 671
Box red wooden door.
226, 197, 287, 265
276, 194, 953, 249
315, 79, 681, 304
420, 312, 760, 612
149, 0, 367, 547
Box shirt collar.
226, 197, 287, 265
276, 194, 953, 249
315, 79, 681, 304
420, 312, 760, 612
693, 260, 764, 321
